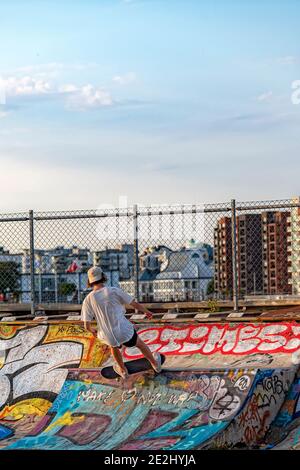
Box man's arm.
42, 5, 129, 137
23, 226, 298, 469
130, 300, 154, 319
81, 300, 97, 337
83, 320, 98, 337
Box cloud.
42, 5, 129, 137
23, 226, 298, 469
65, 84, 113, 109
0, 111, 8, 119
113, 72, 137, 85
58, 84, 79, 93
2, 76, 52, 97
257, 91, 273, 102
0, 76, 114, 110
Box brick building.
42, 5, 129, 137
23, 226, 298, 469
214, 211, 291, 298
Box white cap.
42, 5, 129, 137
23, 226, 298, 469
87, 266, 104, 284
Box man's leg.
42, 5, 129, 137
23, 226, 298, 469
110, 346, 127, 373
135, 336, 158, 369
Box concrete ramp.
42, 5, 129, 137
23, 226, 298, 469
0, 321, 300, 450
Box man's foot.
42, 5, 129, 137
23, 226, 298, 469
151, 352, 162, 373
113, 364, 128, 379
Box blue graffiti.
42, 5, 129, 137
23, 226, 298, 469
0, 424, 13, 440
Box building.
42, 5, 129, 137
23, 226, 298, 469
120, 245, 213, 302
262, 211, 291, 295
288, 196, 300, 295
0, 247, 22, 301
237, 213, 263, 296
214, 214, 264, 298
214, 217, 233, 298
93, 244, 134, 284
214, 211, 292, 298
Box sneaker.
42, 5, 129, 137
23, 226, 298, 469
113, 364, 128, 379
152, 352, 162, 373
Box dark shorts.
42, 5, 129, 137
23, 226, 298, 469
118, 329, 138, 348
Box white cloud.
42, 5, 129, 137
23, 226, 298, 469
58, 84, 79, 93
2, 76, 53, 97
257, 91, 273, 102
0, 111, 7, 119
0, 76, 114, 110
66, 84, 113, 109
113, 72, 136, 85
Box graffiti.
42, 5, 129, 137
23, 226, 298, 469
77, 373, 247, 416
124, 323, 300, 359
234, 375, 251, 392
54, 325, 87, 337
231, 353, 274, 367
0, 322, 299, 450
0, 424, 13, 440
235, 370, 293, 447
4, 370, 253, 450
264, 376, 300, 449
0, 323, 110, 446
0, 326, 83, 411
209, 380, 241, 420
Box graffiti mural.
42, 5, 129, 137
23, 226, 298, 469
124, 323, 300, 359
4, 369, 255, 450
210, 369, 295, 448
264, 373, 300, 449
0, 321, 300, 450
0, 323, 110, 447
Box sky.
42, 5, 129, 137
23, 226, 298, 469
0, 0, 300, 212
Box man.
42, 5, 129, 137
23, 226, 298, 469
81, 266, 161, 378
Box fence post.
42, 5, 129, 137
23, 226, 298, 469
29, 210, 36, 315
231, 199, 239, 312
77, 272, 81, 304
133, 204, 140, 302
54, 272, 58, 303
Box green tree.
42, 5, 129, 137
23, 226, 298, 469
206, 278, 214, 296
59, 282, 77, 297
0, 261, 20, 294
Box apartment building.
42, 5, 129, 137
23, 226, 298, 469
288, 196, 300, 295
237, 213, 263, 296
93, 244, 134, 281
121, 245, 213, 302
214, 212, 292, 297
214, 217, 233, 298
262, 211, 291, 295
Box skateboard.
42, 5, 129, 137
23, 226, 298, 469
101, 354, 166, 379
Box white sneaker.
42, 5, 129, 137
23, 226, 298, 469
152, 352, 162, 373
113, 364, 128, 379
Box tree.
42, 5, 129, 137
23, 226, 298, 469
59, 282, 77, 297
206, 278, 214, 296
0, 261, 20, 294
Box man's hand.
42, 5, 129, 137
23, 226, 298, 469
89, 327, 98, 338
145, 310, 153, 320
130, 301, 154, 320
84, 321, 98, 338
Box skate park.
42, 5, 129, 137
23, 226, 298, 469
1, 315, 300, 450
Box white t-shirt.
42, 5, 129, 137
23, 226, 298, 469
81, 286, 135, 347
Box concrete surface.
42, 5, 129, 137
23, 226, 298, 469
1, 321, 300, 450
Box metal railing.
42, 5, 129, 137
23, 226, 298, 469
0, 197, 299, 313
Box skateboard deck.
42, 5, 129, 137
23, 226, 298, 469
101, 354, 166, 379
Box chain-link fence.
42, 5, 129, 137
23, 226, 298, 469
0, 198, 299, 311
